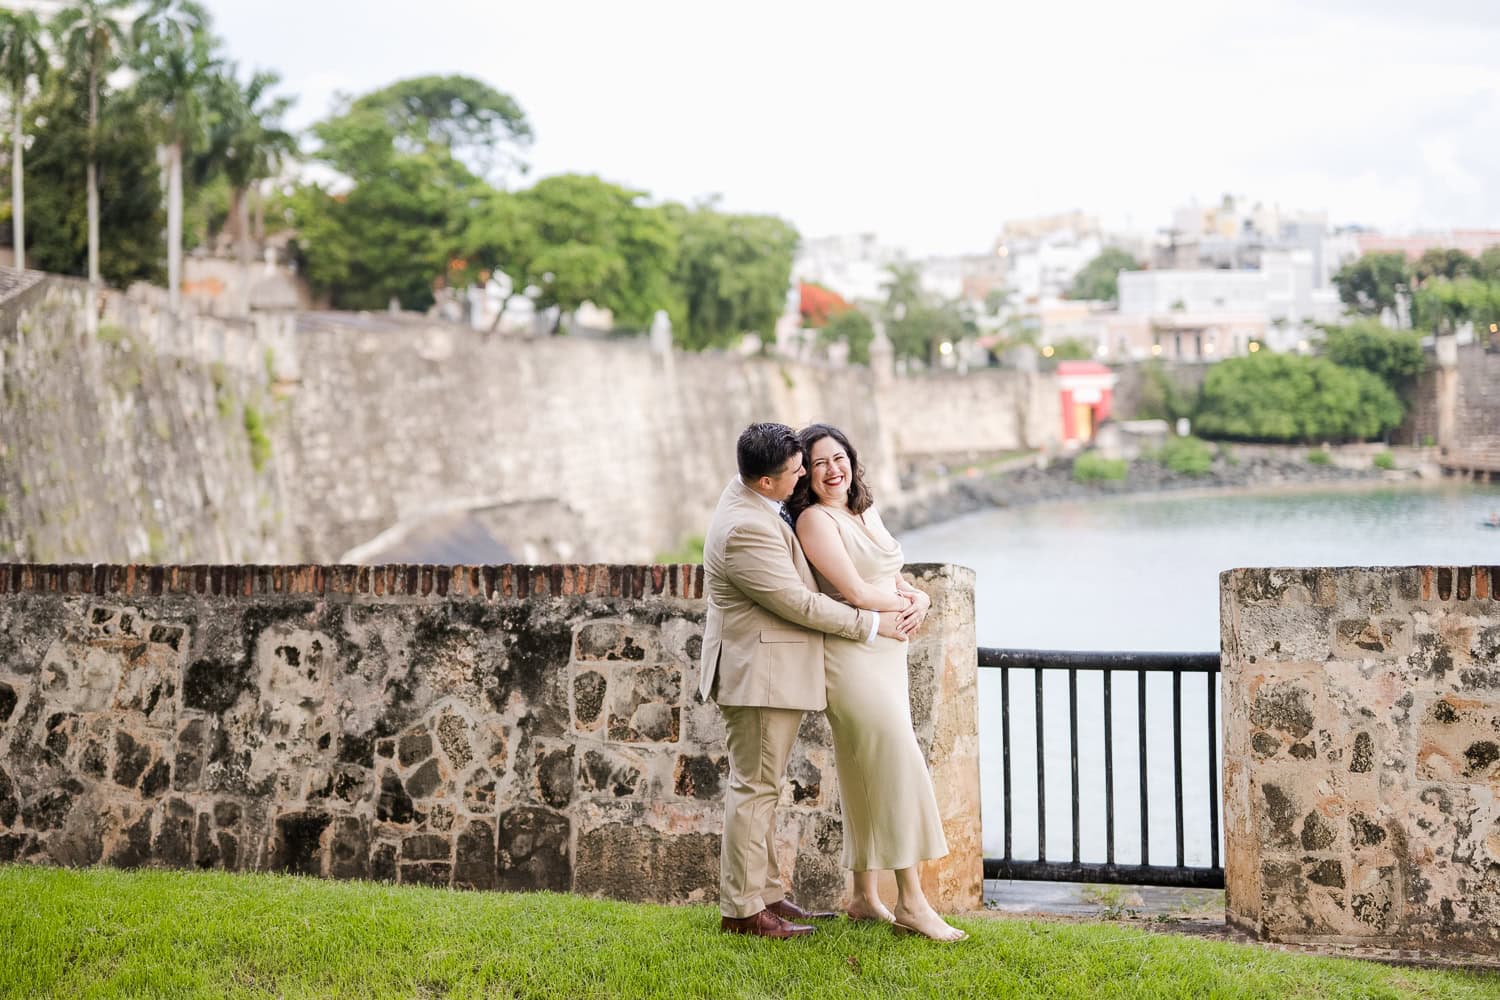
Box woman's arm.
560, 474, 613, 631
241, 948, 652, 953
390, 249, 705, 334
796, 508, 909, 612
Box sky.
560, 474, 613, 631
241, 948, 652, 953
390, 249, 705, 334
196, 0, 1500, 256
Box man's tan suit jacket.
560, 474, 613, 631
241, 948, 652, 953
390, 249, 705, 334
698, 476, 874, 710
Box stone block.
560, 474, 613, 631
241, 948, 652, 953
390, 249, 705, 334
577, 748, 643, 799
269, 810, 331, 876
606, 665, 681, 743
572, 670, 607, 732
575, 623, 656, 662
329, 816, 369, 879
574, 812, 718, 905
1332, 618, 1410, 659
454, 820, 496, 891
497, 806, 570, 892
672, 753, 728, 801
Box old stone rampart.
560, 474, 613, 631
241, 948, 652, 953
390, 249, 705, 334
0, 273, 1058, 566
1222, 565, 1500, 960
0, 560, 981, 913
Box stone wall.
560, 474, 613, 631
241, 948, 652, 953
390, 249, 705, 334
0, 276, 300, 566
0, 561, 981, 913
0, 272, 1057, 567
1221, 566, 1500, 959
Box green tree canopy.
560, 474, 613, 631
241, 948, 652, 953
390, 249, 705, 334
1411, 277, 1500, 337
1066, 247, 1140, 302
819, 308, 875, 364
340, 75, 531, 181
667, 202, 798, 350
1317, 319, 1425, 388
1332, 252, 1409, 318
513, 174, 678, 329
1412, 247, 1477, 286
24, 71, 165, 285
1194, 353, 1404, 443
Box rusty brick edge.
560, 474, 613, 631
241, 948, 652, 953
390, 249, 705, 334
0, 563, 707, 601
1222, 566, 1500, 604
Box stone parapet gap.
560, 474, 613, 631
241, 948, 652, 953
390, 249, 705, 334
1222, 566, 1500, 960
0, 560, 980, 913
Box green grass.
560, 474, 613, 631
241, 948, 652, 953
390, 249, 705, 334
1306, 449, 1332, 466
3, 867, 1494, 999
1073, 452, 1128, 483
1373, 450, 1396, 471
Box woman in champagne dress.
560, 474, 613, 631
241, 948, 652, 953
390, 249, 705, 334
788, 423, 966, 942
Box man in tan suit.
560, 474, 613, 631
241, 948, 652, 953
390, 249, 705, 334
701, 422, 907, 938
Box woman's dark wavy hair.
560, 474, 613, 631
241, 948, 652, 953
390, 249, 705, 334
786, 423, 874, 526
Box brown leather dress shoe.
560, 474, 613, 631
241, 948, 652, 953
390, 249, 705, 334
720, 908, 815, 938
768, 898, 838, 921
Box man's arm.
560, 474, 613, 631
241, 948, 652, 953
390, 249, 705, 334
722, 519, 874, 642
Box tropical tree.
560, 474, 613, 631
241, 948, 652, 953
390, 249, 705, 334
50, 0, 131, 286
23, 70, 164, 286
1066, 247, 1140, 303
339, 74, 532, 183
1332, 252, 1410, 320
0, 10, 48, 268
667, 201, 798, 350
200, 65, 294, 265
819, 307, 875, 364
131, 0, 217, 308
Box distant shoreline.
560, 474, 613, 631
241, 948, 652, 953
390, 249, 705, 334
887, 447, 1490, 533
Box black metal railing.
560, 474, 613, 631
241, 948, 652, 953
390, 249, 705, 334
978, 647, 1224, 889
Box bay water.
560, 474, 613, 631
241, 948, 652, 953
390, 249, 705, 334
899, 482, 1500, 866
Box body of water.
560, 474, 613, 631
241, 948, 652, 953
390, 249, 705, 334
899, 481, 1500, 866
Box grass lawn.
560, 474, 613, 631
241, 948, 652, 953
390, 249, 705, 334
3, 865, 1497, 999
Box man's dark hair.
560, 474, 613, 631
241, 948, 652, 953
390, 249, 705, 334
786, 423, 874, 524
737, 422, 801, 480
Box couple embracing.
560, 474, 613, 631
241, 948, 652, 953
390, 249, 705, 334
699, 422, 966, 942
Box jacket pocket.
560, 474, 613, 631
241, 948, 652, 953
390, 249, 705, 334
759, 628, 807, 644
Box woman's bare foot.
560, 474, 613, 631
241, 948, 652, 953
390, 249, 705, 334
846, 897, 896, 923
892, 902, 968, 942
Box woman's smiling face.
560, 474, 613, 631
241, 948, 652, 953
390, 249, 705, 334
808, 434, 852, 506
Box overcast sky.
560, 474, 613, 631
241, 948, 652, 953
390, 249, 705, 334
199, 0, 1500, 256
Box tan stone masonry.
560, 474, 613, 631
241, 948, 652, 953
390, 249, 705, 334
0, 561, 980, 913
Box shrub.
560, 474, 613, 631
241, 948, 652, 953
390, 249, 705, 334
1373, 450, 1396, 471
1306, 450, 1331, 466
1318, 320, 1425, 387
1160, 436, 1213, 476
1073, 452, 1128, 483
1194, 353, 1404, 442
653, 535, 705, 564
243, 406, 272, 472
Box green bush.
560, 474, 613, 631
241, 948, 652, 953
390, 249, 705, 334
1318, 320, 1426, 387
1373, 450, 1396, 471
1306, 450, 1331, 466
1194, 353, 1404, 442
1073, 452, 1128, 483
243, 406, 272, 472
653, 535, 705, 564
1160, 436, 1213, 476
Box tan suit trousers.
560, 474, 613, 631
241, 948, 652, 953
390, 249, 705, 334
718, 704, 803, 918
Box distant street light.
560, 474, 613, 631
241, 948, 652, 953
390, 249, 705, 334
939, 341, 954, 356
1249, 342, 1261, 353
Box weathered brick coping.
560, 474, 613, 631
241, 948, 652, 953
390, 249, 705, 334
1223, 565, 1500, 604
0, 563, 708, 601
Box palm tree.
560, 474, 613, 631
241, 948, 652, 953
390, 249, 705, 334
51, 0, 132, 288
131, 0, 216, 309
0, 11, 48, 270
204, 65, 294, 267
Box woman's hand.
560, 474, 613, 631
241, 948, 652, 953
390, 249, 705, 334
896, 589, 930, 635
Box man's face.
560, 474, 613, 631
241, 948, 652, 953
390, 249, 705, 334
762, 452, 805, 502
